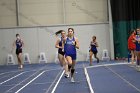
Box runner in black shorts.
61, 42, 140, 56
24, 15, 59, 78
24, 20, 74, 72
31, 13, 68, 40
55, 30, 68, 77
89, 36, 99, 66
12, 34, 24, 69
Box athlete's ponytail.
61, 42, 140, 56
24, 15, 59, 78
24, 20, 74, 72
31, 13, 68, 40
55, 30, 63, 35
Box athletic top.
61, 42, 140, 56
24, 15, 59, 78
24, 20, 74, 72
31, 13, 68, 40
136, 35, 140, 51
16, 39, 22, 49
64, 37, 76, 55
90, 41, 97, 52
128, 34, 136, 50
58, 37, 63, 52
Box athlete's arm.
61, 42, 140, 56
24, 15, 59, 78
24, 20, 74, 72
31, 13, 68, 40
55, 38, 62, 49
21, 39, 24, 48
61, 37, 67, 50
90, 41, 94, 45
75, 37, 79, 49
95, 42, 99, 47
132, 35, 136, 43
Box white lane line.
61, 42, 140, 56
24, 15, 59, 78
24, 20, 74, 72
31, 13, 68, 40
0, 64, 58, 76
86, 62, 129, 69
45, 69, 63, 93
5, 68, 62, 93
51, 70, 65, 93
0, 69, 40, 77
0, 72, 8, 76
106, 66, 140, 92
5, 71, 36, 93
15, 71, 45, 93
0, 70, 36, 80
0, 73, 14, 80
0, 71, 20, 76
6, 65, 49, 93
0, 72, 25, 85
84, 67, 94, 93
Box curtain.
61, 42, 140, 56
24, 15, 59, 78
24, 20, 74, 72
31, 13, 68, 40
110, 0, 140, 58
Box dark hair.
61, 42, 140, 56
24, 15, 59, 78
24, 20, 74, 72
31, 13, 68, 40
136, 28, 140, 35
55, 30, 64, 35
16, 34, 19, 37
92, 36, 96, 39
68, 28, 74, 33
129, 29, 136, 35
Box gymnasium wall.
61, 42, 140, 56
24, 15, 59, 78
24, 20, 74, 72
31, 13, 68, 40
0, 23, 110, 65
0, 0, 108, 27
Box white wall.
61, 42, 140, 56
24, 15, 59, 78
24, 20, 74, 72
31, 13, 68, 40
0, 0, 108, 27
0, 23, 111, 65
0, 0, 17, 27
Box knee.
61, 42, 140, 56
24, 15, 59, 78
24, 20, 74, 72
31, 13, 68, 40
68, 61, 72, 65
89, 55, 92, 58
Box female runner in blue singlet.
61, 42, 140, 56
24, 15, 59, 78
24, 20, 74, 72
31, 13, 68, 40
55, 30, 68, 78
12, 34, 24, 69
135, 28, 140, 71
64, 28, 79, 82
89, 36, 99, 66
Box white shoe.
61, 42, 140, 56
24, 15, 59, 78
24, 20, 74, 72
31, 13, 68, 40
18, 65, 23, 69
67, 73, 70, 78
137, 66, 140, 72
21, 65, 23, 69
64, 73, 70, 78
71, 77, 75, 82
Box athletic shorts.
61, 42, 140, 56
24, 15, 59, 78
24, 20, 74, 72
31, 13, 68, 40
16, 48, 22, 55
90, 50, 98, 54
58, 50, 65, 56
65, 54, 76, 60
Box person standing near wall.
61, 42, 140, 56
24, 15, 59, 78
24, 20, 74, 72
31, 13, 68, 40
135, 28, 140, 71
63, 28, 79, 82
128, 30, 136, 65
55, 30, 69, 78
89, 36, 99, 66
12, 34, 24, 69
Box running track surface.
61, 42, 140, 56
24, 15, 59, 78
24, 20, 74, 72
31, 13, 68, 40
0, 61, 140, 93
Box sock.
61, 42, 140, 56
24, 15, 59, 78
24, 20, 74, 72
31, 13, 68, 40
137, 59, 140, 65
71, 68, 75, 77
68, 65, 71, 71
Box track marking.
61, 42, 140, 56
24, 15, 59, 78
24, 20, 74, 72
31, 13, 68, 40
106, 66, 140, 92
0, 70, 22, 76
50, 70, 65, 93
45, 69, 63, 93
86, 62, 129, 69
0, 72, 16, 80
0, 64, 61, 76
5, 64, 54, 93
84, 68, 94, 93
0, 72, 25, 85
6, 68, 63, 93
15, 71, 45, 93
5, 71, 36, 93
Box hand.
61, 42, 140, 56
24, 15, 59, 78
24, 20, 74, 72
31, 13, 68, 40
91, 42, 96, 45
62, 48, 64, 52
72, 41, 76, 45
